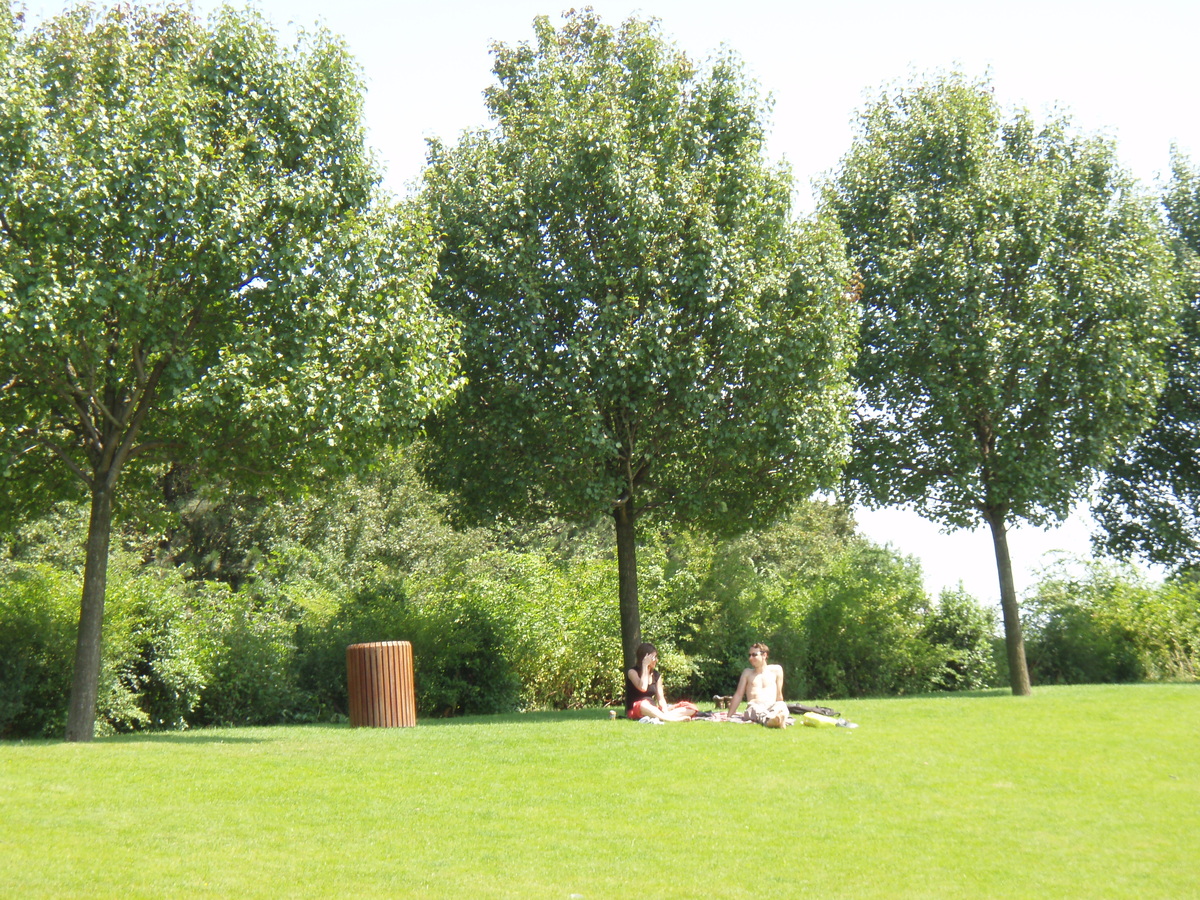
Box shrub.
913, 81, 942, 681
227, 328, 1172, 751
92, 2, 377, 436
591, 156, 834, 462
187, 589, 310, 727
1023, 561, 1147, 684
660, 518, 970, 701
299, 577, 523, 718
0, 551, 220, 737
490, 555, 623, 710
921, 586, 999, 690
657, 531, 760, 699
1122, 578, 1199, 680
0, 564, 77, 738
1024, 560, 1199, 684
797, 546, 943, 698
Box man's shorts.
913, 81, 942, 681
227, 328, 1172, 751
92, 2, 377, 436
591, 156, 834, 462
744, 700, 789, 725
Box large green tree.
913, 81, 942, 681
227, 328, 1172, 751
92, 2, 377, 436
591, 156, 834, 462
825, 73, 1177, 694
0, 2, 460, 739
422, 11, 857, 668
1095, 152, 1200, 571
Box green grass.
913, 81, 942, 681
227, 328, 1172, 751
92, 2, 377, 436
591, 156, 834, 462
1, 684, 1196, 899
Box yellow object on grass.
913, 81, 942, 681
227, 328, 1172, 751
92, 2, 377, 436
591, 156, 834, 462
801, 711, 840, 727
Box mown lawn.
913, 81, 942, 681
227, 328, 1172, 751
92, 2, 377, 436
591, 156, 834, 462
1, 683, 1195, 898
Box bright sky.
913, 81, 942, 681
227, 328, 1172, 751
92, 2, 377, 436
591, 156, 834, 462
21, 0, 1198, 602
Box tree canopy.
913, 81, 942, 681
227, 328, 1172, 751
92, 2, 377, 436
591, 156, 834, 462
422, 10, 858, 667
1095, 152, 1200, 572
825, 72, 1177, 694
0, 2, 460, 739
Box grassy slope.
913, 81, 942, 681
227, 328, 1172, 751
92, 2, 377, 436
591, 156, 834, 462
1, 684, 1196, 899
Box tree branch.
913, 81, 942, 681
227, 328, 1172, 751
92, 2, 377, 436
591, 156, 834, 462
0, 209, 18, 246
126, 439, 184, 460
106, 302, 206, 489
33, 436, 93, 488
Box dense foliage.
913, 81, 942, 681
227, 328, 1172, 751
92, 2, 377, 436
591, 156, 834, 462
1096, 152, 1200, 572
422, 10, 857, 668
1023, 559, 1199, 684
826, 72, 1178, 694
2, 460, 1004, 738
9, 461, 1192, 740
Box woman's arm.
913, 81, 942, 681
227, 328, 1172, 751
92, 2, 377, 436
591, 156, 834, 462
627, 667, 649, 691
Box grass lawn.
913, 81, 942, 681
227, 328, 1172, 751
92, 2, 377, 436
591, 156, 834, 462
1, 683, 1196, 899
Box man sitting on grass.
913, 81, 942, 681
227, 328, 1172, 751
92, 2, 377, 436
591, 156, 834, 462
721, 642, 790, 728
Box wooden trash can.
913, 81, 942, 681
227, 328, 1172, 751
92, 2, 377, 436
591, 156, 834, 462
346, 641, 416, 727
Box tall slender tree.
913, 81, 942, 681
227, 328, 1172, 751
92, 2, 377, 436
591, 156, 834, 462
826, 73, 1177, 694
422, 11, 858, 669
0, 2, 461, 739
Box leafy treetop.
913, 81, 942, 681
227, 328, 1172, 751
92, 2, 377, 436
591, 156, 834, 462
827, 72, 1177, 533
423, 10, 857, 534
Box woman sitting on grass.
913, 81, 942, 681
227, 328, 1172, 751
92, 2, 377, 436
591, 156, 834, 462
625, 642, 697, 721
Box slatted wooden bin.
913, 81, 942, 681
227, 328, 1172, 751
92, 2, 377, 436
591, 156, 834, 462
346, 641, 416, 727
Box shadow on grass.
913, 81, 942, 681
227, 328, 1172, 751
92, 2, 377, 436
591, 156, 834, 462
0, 731, 267, 745
398, 707, 618, 728
1, 715, 607, 744
874, 687, 1014, 701
95, 731, 266, 744
835, 681, 1200, 704
23, 683, 1189, 743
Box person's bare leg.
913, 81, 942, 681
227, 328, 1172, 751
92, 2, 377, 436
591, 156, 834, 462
641, 703, 686, 721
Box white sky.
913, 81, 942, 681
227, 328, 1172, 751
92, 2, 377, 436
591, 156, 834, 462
21, 0, 1197, 602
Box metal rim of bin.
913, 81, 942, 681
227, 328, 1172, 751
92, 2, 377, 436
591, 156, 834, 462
346, 640, 416, 727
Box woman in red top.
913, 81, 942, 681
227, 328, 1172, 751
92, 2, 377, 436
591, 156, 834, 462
624, 642, 697, 721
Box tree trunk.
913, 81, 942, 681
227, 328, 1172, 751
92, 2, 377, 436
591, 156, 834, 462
613, 499, 641, 671
986, 512, 1032, 696
65, 484, 115, 741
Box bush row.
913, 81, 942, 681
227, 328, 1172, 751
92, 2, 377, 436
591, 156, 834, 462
7, 475, 1193, 739
1, 504, 1002, 737
1022, 559, 1200, 684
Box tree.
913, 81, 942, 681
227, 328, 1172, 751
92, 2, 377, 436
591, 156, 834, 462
825, 73, 1177, 694
422, 11, 857, 669
1095, 152, 1200, 571
0, 3, 461, 740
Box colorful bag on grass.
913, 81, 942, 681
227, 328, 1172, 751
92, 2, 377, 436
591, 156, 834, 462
788, 703, 841, 718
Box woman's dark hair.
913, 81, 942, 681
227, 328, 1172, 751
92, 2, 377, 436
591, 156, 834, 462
634, 642, 657, 668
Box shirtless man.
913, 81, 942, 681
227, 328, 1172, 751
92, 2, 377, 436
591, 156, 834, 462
722, 642, 789, 728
